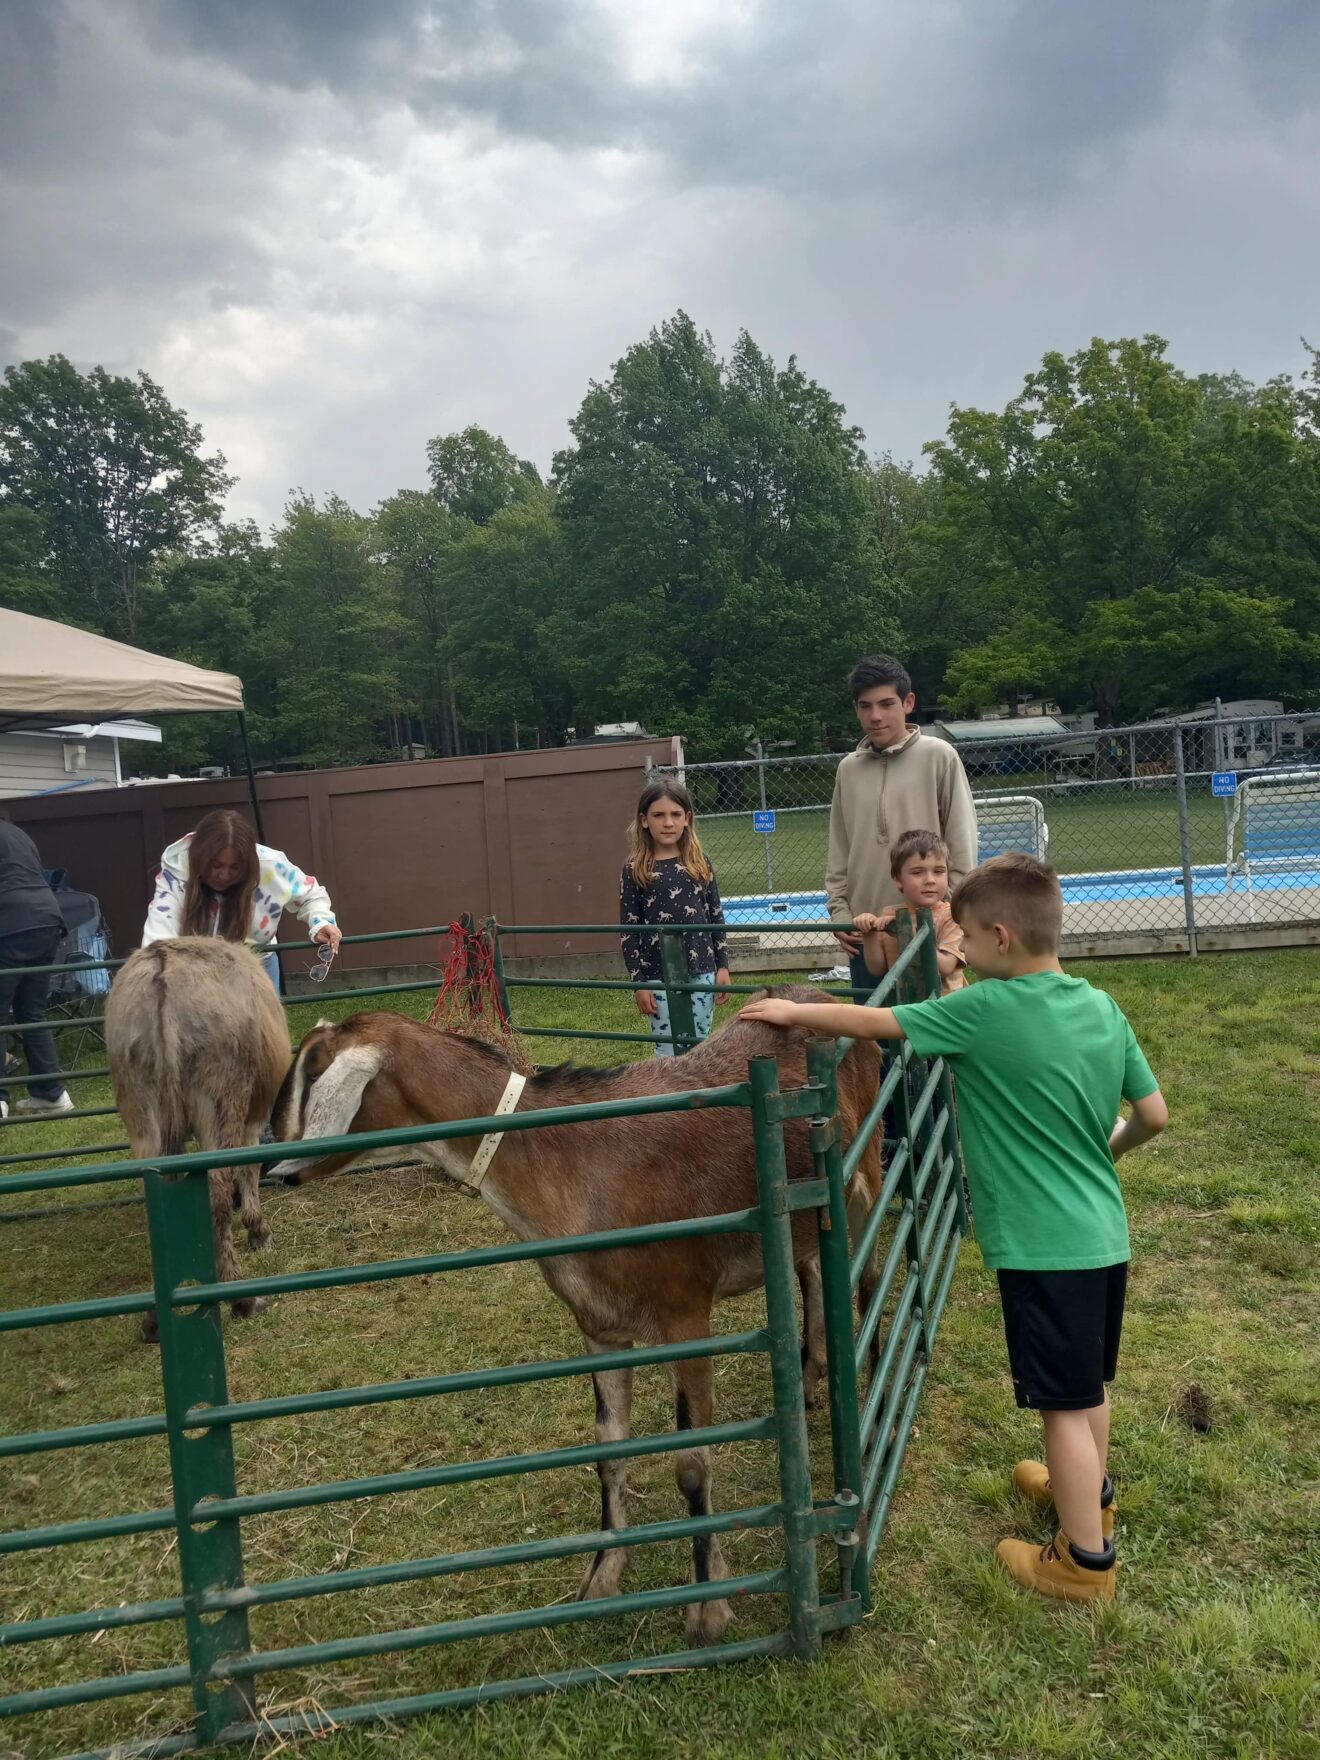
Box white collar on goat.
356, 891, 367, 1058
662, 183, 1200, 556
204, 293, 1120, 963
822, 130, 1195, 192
465, 1070, 528, 1192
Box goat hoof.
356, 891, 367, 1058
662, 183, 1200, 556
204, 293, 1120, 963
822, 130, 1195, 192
685, 1596, 733, 1646
139, 1311, 160, 1344
230, 1295, 273, 1320
577, 1552, 627, 1601
246, 1223, 272, 1252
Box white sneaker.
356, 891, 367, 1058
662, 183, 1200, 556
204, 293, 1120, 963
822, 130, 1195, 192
14, 1090, 75, 1117
0, 1100, 8, 1120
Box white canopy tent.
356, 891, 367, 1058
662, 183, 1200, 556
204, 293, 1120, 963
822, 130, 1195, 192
0, 608, 264, 831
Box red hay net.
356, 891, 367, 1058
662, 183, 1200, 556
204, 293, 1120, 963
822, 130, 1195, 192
427, 917, 532, 1073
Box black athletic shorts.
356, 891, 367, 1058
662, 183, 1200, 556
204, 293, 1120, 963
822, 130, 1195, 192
997, 1262, 1128, 1411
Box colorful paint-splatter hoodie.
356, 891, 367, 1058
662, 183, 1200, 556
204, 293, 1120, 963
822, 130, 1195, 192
141, 835, 336, 949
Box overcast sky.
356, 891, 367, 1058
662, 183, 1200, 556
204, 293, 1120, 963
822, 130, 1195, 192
2, 0, 1317, 529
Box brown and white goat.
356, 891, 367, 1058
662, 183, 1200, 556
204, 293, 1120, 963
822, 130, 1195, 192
106, 938, 291, 1338
268, 990, 884, 1644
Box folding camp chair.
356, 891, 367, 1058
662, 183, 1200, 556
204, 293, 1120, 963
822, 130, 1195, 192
1226, 768, 1320, 922
45, 884, 113, 1066
975, 794, 1050, 863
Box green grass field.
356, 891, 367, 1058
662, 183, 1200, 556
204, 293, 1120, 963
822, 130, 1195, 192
1, 953, 1317, 1760
700, 789, 1235, 901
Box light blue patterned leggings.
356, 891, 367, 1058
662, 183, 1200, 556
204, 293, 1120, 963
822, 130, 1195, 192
645, 971, 717, 1058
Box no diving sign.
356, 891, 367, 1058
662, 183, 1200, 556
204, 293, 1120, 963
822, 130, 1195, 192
753, 810, 776, 833
1211, 772, 1238, 797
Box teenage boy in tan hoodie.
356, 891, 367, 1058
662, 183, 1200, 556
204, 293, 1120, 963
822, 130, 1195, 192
827, 655, 978, 998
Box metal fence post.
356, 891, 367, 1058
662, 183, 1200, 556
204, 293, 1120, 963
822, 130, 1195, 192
658, 929, 698, 1054
485, 916, 513, 1025
805, 1040, 865, 1608
888, 929, 931, 1360
755, 739, 775, 893
1215, 703, 1235, 880
894, 913, 935, 1198
144, 1168, 255, 1744
912, 909, 969, 1233
1173, 723, 1199, 957
748, 1056, 822, 1660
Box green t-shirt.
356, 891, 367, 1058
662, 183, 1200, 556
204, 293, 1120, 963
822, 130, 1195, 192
893, 971, 1158, 1271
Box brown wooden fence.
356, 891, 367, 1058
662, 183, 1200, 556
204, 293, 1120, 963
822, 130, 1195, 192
10, 740, 679, 968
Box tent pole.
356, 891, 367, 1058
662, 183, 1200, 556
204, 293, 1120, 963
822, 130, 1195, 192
238, 711, 267, 843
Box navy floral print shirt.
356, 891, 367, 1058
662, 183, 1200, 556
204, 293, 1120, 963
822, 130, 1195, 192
619, 859, 729, 983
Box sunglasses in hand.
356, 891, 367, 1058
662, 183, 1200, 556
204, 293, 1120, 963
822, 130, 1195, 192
307, 943, 336, 982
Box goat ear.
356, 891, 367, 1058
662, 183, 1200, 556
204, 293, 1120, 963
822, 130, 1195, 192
301, 1044, 385, 1143
302, 1032, 338, 1086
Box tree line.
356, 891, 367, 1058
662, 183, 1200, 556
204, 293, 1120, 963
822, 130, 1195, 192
2, 315, 1318, 773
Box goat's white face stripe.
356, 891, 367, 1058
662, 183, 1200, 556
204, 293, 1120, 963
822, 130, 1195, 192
286, 1021, 336, 1134
266, 1040, 385, 1181
302, 1044, 385, 1143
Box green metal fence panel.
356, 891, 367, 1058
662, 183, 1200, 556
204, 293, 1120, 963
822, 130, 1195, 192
658, 925, 700, 1053
0, 1089, 812, 1749
748, 1055, 825, 1659
804, 1039, 867, 1611
143, 1167, 256, 1744
811, 910, 971, 1595
0, 912, 966, 1757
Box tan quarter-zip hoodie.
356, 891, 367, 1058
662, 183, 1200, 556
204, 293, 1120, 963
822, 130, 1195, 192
825, 727, 978, 918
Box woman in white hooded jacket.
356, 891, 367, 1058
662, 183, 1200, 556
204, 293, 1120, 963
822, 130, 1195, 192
141, 809, 341, 988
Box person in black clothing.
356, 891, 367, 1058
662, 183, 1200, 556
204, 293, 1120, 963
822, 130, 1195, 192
0, 813, 73, 1119
620, 777, 730, 1057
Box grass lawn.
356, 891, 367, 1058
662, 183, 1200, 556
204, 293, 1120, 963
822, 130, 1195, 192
700, 788, 1236, 901
1, 953, 1317, 1760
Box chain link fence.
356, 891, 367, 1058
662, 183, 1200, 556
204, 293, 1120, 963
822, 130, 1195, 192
657, 713, 1320, 965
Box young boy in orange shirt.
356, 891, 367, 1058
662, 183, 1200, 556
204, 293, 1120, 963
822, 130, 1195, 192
853, 829, 966, 996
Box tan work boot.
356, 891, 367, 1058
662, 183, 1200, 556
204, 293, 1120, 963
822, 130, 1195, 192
995, 1529, 1117, 1602
1013, 1459, 1116, 1541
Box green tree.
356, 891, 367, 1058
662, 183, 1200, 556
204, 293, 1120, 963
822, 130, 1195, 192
445, 490, 573, 748
553, 313, 898, 754
864, 453, 943, 699
0, 355, 232, 639
918, 336, 1312, 721
375, 490, 466, 755
266, 494, 402, 767
1252, 343, 1320, 697
426, 426, 541, 527
0, 503, 56, 617
135, 523, 279, 776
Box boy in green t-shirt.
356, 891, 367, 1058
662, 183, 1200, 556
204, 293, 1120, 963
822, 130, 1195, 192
741, 852, 1168, 1602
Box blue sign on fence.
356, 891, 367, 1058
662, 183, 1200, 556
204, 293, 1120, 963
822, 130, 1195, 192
1211, 771, 1238, 797
753, 810, 776, 833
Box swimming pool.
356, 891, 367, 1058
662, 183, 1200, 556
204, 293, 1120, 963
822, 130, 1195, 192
722, 861, 1320, 925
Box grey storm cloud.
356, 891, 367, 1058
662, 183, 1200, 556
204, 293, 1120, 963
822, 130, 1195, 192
1, 0, 1316, 527
1225, 0, 1320, 108
132, 0, 1278, 206
3, 2, 1310, 267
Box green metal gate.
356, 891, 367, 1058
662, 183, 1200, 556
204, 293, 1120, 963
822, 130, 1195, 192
807, 915, 970, 1588
0, 915, 966, 1758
